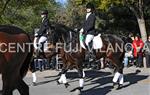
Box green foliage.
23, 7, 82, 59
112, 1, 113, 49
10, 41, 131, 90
0, 0, 59, 32
55, 0, 85, 28
0, 0, 149, 37
73, 0, 149, 36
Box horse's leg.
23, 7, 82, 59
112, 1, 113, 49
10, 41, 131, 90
2, 79, 13, 95
77, 68, 85, 90
2, 87, 13, 95
117, 64, 124, 89
57, 65, 69, 88
2, 69, 15, 95
2, 72, 15, 95
16, 78, 29, 95
0, 54, 13, 95
112, 58, 124, 89
30, 58, 37, 86
113, 68, 124, 89
32, 72, 37, 86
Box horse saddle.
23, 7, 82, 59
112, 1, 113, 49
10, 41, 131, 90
79, 33, 103, 50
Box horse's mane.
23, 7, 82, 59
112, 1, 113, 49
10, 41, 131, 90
102, 34, 124, 43
54, 23, 74, 32
51, 23, 78, 43
52, 23, 125, 46
0, 25, 26, 34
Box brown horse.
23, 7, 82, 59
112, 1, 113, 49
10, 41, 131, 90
29, 27, 58, 85
0, 25, 33, 95
48, 23, 125, 91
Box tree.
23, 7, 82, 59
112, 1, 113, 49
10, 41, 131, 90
0, 0, 59, 32
75, 0, 149, 41
124, 0, 148, 41
54, 0, 85, 28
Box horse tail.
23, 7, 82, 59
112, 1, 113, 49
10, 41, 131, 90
20, 38, 34, 78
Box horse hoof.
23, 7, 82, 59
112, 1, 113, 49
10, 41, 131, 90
113, 82, 118, 89
65, 83, 70, 88
75, 89, 81, 95
78, 87, 83, 91
117, 84, 123, 90
32, 82, 37, 86
57, 80, 61, 85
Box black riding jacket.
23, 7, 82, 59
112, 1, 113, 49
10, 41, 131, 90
82, 13, 96, 35
37, 17, 50, 37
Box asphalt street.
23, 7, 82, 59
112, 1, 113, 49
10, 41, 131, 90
0, 67, 150, 95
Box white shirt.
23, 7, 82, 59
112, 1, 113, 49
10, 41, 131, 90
86, 12, 91, 20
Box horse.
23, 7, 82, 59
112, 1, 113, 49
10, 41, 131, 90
30, 26, 58, 85
0, 25, 33, 95
48, 23, 125, 91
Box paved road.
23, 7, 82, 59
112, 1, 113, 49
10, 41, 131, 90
0, 67, 150, 95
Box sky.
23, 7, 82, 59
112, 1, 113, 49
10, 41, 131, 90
55, 0, 67, 5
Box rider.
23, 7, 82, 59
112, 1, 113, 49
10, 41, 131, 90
80, 2, 96, 59
36, 10, 50, 53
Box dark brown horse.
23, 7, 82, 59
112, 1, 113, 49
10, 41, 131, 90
48, 23, 125, 91
0, 25, 33, 95
29, 27, 58, 85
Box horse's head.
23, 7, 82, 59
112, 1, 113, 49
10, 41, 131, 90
47, 24, 60, 45
47, 23, 70, 44
47, 23, 80, 53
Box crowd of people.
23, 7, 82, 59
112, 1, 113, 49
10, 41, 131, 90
123, 33, 150, 68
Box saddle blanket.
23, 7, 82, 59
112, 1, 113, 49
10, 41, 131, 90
79, 33, 103, 49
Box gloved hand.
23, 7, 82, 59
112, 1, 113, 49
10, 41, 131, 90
34, 33, 39, 37
79, 28, 84, 33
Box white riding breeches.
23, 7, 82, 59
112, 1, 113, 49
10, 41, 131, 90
33, 36, 47, 50
38, 36, 47, 50
85, 34, 94, 46
38, 36, 47, 44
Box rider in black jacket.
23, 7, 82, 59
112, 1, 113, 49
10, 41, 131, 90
37, 10, 50, 37
82, 4, 96, 35
80, 3, 96, 59
36, 10, 50, 54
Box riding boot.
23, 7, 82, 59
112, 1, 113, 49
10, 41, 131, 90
39, 42, 46, 58
87, 43, 96, 62
91, 50, 96, 60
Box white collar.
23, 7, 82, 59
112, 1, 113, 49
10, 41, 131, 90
86, 12, 91, 20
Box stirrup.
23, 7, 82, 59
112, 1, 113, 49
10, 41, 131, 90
90, 52, 96, 59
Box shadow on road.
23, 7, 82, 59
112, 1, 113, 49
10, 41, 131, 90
64, 70, 112, 84
66, 70, 112, 79
79, 69, 149, 95
0, 90, 2, 95
82, 86, 113, 95
30, 69, 149, 95
44, 74, 59, 79
33, 78, 58, 86
49, 69, 148, 95
122, 69, 148, 88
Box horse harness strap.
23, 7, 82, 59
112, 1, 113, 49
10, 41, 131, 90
69, 31, 72, 41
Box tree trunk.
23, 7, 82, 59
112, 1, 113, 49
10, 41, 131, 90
137, 18, 147, 42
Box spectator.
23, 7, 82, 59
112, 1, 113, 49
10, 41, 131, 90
144, 35, 150, 67
132, 34, 144, 67
123, 33, 134, 67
